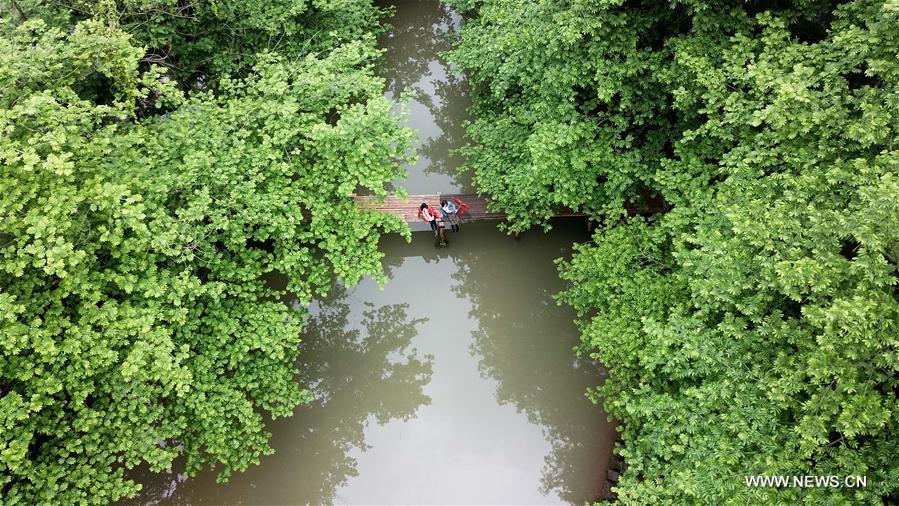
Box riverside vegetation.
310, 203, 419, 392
2, 0, 898, 505
1, 1, 414, 503
448, 0, 899, 504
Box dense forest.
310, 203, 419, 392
448, 0, 899, 504
1, 1, 414, 503
2, 0, 898, 504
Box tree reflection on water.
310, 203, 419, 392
287, 289, 433, 504
128, 283, 433, 505
378, 0, 473, 191
449, 221, 615, 503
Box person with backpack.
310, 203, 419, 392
440, 199, 460, 232
419, 203, 439, 236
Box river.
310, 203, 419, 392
129, 1, 615, 504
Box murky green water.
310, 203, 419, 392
379, 0, 473, 193
129, 1, 615, 504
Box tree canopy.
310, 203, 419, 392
450, 0, 899, 503
0, 1, 413, 503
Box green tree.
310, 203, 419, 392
447, 0, 683, 231
452, 0, 899, 503
5, 0, 391, 84
0, 6, 414, 504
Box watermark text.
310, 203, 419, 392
745, 475, 867, 488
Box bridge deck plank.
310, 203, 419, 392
354, 193, 582, 223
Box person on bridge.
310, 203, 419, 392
419, 203, 439, 236
440, 199, 460, 232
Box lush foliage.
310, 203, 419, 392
0, 2, 413, 504
451, 0, 899, 503
5, 0, 386, 83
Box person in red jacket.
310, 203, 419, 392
419, 203, 439, 236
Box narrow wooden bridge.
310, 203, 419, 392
354, 193, 584, 224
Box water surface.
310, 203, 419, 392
129, 1, 615, 503
378, 0, 473, 193
132, 222, 615, 505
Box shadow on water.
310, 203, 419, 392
128, 220, 614, 505
127, 283, 433, 505
448, 222, 617, 503
357, 219, 616, 504
127, 0, 616, 500
377, 0, 473, 193
438, 220, 616, 502
281, 290, 434, 504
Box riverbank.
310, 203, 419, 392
126, 1, 616, 503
